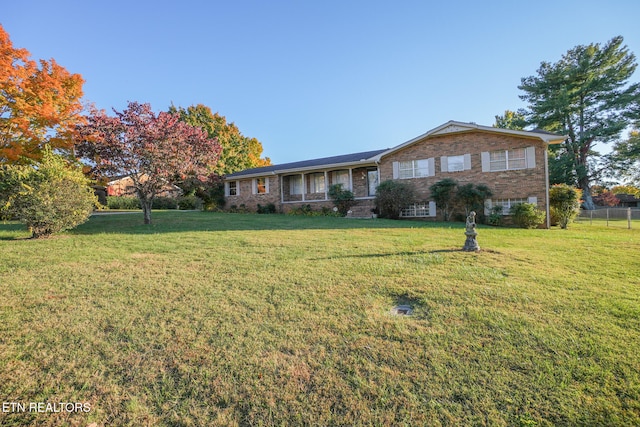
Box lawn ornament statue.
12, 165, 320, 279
463, 211, 480, 252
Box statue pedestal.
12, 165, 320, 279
463, 230, 480, 252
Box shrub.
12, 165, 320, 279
549, 184, 581, 229
286, 205, 341, 217
487, 205, 504, 226
456, 183, 492, 219
0, 148, 97, 238
328, 184, 356, 216
177, 194, 201, 210
257, 203, 277, 214
151, 197, 178, 210
375, 180, 416, 219
107, 196, 141, 210
429, 178, 457, 221
177, 174, 225, 211
287, 204, 314, 216
510, 203, 546, 229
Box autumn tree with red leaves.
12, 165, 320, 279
76, 102, 221, 224
0, 24, 85, 163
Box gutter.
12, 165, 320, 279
225, 159, 379, 180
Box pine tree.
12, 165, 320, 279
519, 36, 640, 209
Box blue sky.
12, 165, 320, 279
4, 0, 640, 164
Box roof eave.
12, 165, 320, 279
375, 120, 566, 160
225, 159, 379, 180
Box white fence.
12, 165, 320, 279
576, 208, 640, 228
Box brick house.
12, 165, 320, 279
223, 121, 565, 227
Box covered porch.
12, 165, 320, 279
280, 166, 379, 204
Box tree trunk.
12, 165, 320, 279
579, 177, 595, 210
142, 199, 152, 224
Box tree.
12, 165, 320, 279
168, 104, 270, 176
0, 24, 85, 163
549, 184, 581, 229
493, 109, 527, 130
76, 102, 221, 224
455, 183, 492, 218
593, 190, 620, 207
178, 173, 226, 211
609, 128, 640, 186
0, 147, 97, 238
611, 184, 640, 196
374, 180, 416, 219
429, 178, 457, 221
519, 36, 640, 210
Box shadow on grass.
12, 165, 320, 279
311, 250, 430, 260
0, 211, 468, 239
59, 211, 467, 236
0, 222, 31, 241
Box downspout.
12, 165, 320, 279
544, 146, 551, 229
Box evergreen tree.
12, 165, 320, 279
519, 36, 640, 209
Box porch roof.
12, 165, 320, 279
225, 148, 388, 180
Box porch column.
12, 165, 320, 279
301, 173, 305, 202
324, 171, 328, 201
280, 175, 284, 203
348, 168, 353, 192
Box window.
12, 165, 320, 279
507, 148, 526, 169
441, 154, 471, 172
489, 151, 507, 171
485, 147, 532, 171
228, 181, 237, 196
494, 198, 528, 212
254, 177, 268, 194
289, 175, 303, 195
310, 173, 325, 193
398, 159, 429, 179
332, 170, 350, 189
447, 155, 465, 172
489, 197, 537, 215
399, 202, 436, 218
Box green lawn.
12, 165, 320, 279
1, 212, 639, 426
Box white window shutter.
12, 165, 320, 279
252, 179, 257, 194
428, 158, 435, 176
464, 153, 472, 170
428, 201, 437, 217
528, 196, 537, 205
526, 146, 536, 168
235, 181, 240, 196
265, 177, 270, 193
392, 162, 399, 179
224, 182, 229, 196
481, 152, 490, 172
441, 156, 448, 173
484, 199, 492, 216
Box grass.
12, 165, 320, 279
1, 211, 639, 426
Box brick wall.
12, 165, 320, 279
379, 131, 549, 219
226, 175, 281, 212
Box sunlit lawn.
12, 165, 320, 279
1, 212, 639, 426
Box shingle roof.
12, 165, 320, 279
225, 120, 566, 180
226, 148, 388, 178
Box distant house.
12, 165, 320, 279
106, 174, 182, 198
224, 121, 565, 228
615, 194, 640, 208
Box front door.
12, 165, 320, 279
367, 169, 378, 196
